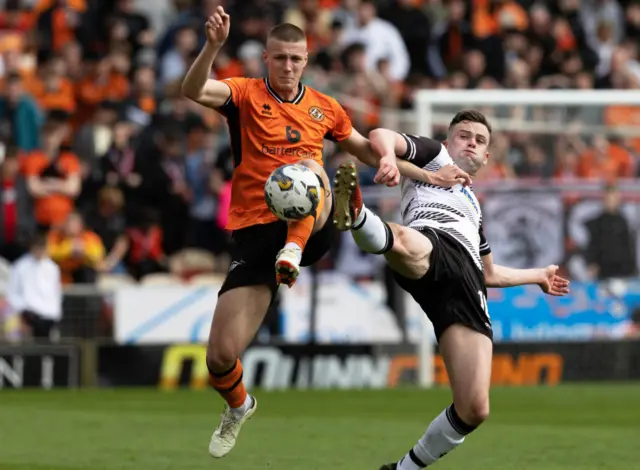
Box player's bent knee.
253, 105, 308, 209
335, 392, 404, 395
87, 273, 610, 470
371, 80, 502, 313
456, 398, 490, 426
206, 342, 239, 373
384, 224, 433, 279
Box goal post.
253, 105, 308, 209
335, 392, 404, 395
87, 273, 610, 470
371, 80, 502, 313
412, 89, 640, 388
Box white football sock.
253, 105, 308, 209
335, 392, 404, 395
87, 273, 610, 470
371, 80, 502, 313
397, 405, 475, 469
351, 205, 393, 254
230, 394, 253, 418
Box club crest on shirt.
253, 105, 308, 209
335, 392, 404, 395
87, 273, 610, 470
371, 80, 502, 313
308, 106, 324, 122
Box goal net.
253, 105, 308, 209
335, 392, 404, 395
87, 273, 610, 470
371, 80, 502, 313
412, 90, 640, 388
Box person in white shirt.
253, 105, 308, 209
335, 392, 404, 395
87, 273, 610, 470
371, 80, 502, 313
6, 232, 62, 340
339, 0, 410, 82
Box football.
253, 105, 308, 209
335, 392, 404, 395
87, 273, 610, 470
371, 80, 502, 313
265, 164, 321, 221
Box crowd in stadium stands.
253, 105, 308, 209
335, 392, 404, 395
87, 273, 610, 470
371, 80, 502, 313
0, 0, 639, 284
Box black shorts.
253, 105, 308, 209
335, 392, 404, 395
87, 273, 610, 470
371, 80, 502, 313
218, 199, 336, 298
393, 227, 493, 342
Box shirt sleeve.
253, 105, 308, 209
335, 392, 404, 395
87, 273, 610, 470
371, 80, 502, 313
325, 98, 353, 142
216, 77, 250, 117
399, 133, 443, 168
479, 222, 492, 256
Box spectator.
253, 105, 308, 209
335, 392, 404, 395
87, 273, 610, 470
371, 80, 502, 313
340, 0, 410, 82
0, 146, 34, 261
585, 184, 637, 280
6, 232, 62, 341
0, 72, 42, 151
282, 0, 334, 52
73, 100, 119, 170
22, 118, 81, 231
139, 125, 190, 255
94, 116, 144, 219
380, 0, 432, 76
184, 118, 217, 253
26, 53, 76, 115
126, 208, 166, 280
47, 211, 105, 284
86, 186, 129, 275
159, 24, 198, 88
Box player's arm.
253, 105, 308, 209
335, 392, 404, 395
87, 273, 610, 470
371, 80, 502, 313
181, 7, 232, 108
481, 227, 570, 296
368, 128, 472, 187
340, 129, 424, 185
480, 225, 536, 288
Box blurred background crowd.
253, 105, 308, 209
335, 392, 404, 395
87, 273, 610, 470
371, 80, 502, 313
0, 0, 639, 297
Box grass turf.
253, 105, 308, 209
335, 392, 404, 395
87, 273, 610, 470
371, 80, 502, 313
0, 384, 639, 469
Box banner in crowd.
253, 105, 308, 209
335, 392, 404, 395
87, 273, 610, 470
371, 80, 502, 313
96, 339, 640, 390
482, 190, 564, 270
478, 185, 640, 281
0, 344, 80, 389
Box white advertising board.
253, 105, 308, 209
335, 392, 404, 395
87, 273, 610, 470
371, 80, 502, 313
114, 271, 405, 344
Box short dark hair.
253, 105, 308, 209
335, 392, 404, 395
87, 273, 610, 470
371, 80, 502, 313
448, 110, 492, 135
267, 23, 307, 43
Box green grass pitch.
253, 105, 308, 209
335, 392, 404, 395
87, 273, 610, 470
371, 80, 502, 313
0, 384, 639, 469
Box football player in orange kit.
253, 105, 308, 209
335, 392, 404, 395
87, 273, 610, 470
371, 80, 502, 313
182, 6, 471, 459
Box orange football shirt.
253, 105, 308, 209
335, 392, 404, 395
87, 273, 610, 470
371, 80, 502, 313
21, 151, 81, 227
215, 77, 353, 230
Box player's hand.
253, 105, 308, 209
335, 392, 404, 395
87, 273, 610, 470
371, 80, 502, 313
205, 6, 230, 46
374, 155, 400, 187
538, 265, 570, 296
428, 164, 472, 188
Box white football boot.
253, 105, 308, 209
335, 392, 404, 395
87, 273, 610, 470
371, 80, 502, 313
275, 246, 302, 287
208, 396, 257, 458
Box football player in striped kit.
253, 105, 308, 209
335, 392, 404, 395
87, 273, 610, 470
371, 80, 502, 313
333, 110, 570, 470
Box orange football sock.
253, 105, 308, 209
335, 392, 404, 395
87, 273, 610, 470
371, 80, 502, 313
285, 185, 326, 251
209, 359, 247, 408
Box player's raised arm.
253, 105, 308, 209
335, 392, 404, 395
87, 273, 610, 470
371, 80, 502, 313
339, 129, 401, 186
182, 7, 233, 108
368, 127, 472, 187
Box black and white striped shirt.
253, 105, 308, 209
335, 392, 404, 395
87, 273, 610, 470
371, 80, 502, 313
399, 133, 491, 271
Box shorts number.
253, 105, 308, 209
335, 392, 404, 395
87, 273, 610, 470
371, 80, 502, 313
478, 290, 490, 319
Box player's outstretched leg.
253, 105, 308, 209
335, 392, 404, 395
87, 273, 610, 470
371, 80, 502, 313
206, 285, 272, 458
333, 161, 432, 280
385, 324, 492, 469
275, 159, 332, 287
